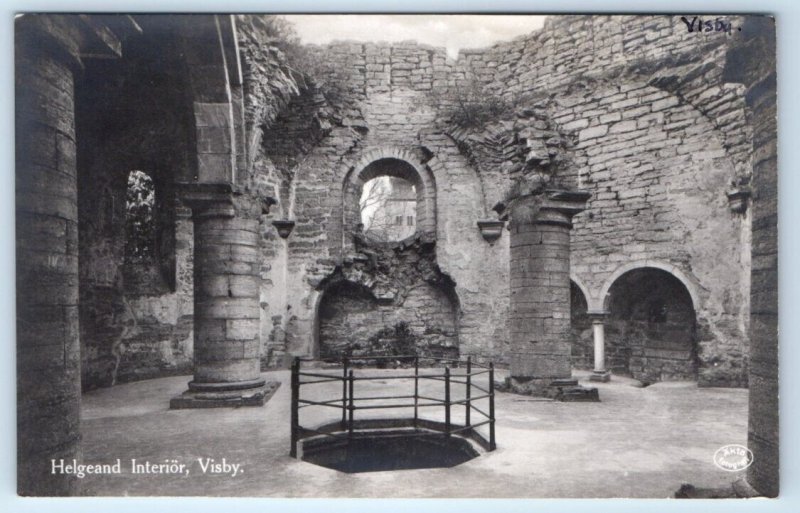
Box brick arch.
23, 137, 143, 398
342, 147, 437, 243
599, 262, 701, 383
596, 260, 702, 313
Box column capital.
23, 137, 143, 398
508, 189, 591, 229
179, 183, 236, 219
587, 310, 610, 322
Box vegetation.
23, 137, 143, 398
124, 170, 155, 262
241, 15, 352, 108
427, 73, 521, 130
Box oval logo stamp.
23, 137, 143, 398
713, 444, 753, 472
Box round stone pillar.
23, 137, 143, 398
171, 192, 273, 408
588, 312, 611, 382
507, 190, 591, 398
16, 23, 82, 496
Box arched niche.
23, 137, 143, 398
604, 267, 699, 383
315, 278, 459, 361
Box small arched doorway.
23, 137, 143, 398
605, 268, 698, 383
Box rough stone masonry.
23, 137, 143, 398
14, 14, 777, 497
265, 15, 753, 391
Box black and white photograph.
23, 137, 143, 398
14, 12, 778, 500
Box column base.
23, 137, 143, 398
589, 370, 611, 382
504, 377, 600, 402
170, 380, 281, 409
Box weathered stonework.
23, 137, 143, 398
605, 268, 698, 383
170, 190, 275, 408
723, 16, 778, 497
16, 29, 82, 497
15, 13, 138, 496
316, 237, 459, 360
506, 191, 590, 396
254, 16, 753, 391
74, 17, 197, 390
15, 13, 776, 495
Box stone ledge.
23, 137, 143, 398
500, 376, 601, 402
169, 380, 280, 409
589, 370, 611, 382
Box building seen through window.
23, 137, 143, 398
360, 176, 417, 242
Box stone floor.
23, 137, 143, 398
79, 368, 748, 498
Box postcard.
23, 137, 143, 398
14, 12, 777, 499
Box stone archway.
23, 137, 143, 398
603, 267, 699, 383
342, 148, 437, 244
598, 260, 701, 314
318, 147, 457, 360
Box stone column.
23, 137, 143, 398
724, 18, 779, 498
15, 22, 82, 496
507, 190, 591, 397
171, 189, 274, 408
588, 312, 611, 382
722, 16, 778, 498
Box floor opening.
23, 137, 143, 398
301, 430, 479, 473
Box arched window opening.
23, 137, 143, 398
124, 170, 156, 263
360, 176, 418, 243
344, 155, 434, 248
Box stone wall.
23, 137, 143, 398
453, 16, 752, 386
254, 15, 752, 387
81, 190, 193, 389
30, 15, 755, 389
75, 20, 197, 389
319, 280, 458, 360
77, 168, 194, 389
555, 77, 750, 387
258, 40, 510, 365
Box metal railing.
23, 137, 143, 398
290, 355, 496, 457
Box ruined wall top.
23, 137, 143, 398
298, 14, 746, 97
